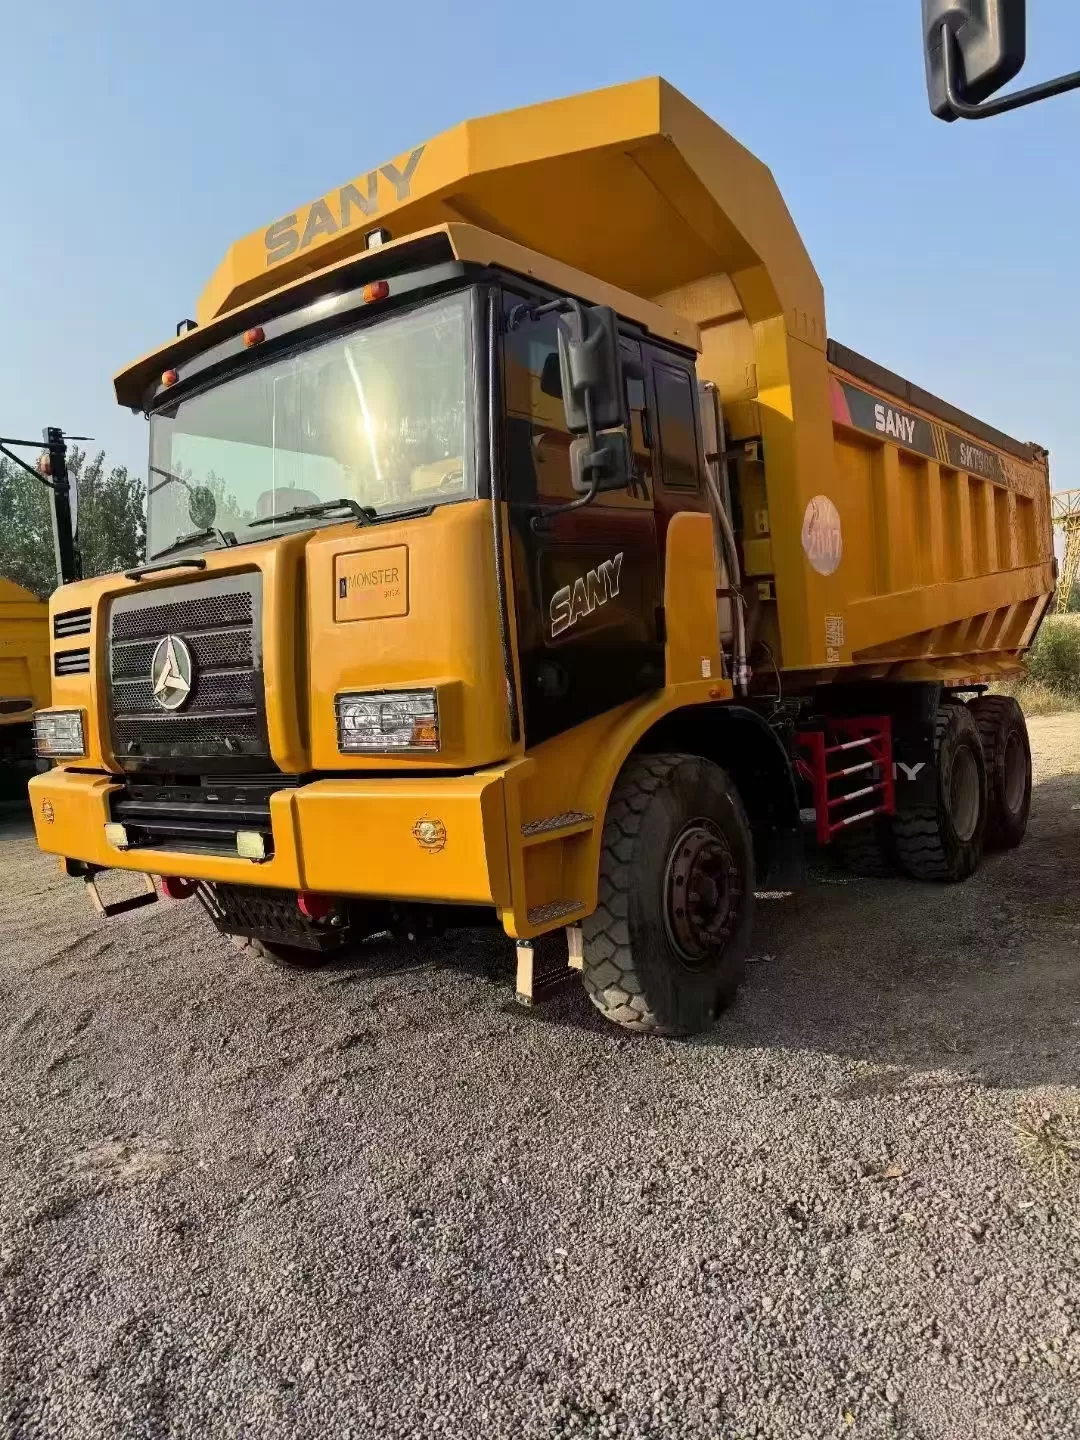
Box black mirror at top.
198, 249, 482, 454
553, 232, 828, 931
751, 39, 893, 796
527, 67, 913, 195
556, 304, 627, 435
924, 0, 1026, 119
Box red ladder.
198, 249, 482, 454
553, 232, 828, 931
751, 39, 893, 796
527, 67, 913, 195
795, 717, 895, 846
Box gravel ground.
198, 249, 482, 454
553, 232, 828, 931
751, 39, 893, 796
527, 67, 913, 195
1, 714, 1078, 1440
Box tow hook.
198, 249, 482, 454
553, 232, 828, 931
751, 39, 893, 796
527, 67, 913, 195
161, 876, 198, 901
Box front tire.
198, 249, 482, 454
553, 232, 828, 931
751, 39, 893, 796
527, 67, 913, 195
893, 703, 987, 882
969, 694, 1031, 850
581, 753, 755, 1036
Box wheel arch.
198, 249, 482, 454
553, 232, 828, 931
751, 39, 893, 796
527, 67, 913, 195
632, 703, 803, 888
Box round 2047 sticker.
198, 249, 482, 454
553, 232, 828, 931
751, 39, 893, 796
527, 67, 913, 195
801, 495, 843, 576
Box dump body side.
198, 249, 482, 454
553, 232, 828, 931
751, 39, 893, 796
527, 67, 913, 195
820, 345, 1053, 681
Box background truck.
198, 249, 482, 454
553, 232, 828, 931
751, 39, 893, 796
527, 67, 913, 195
0, 577, 49, 781
28, 79, 1054, 1034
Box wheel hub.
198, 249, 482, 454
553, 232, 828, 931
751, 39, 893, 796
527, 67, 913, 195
1003, 730, 1026, 814
949, 744, 980, 844
664, 820, 741, 966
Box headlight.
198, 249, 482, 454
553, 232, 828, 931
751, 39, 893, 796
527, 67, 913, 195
336, 689, 439, 753
33, 708, 87, 758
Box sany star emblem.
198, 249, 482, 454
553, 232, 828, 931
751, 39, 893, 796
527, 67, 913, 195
150, 634, 194, 710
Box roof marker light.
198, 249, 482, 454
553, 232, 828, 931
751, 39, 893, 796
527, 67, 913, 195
161, 369, 179, 387
243, 326, 266, 347
362, 280, 390, 304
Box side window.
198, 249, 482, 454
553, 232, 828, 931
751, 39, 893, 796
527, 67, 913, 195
654, 364, 700, 491
626, 374, 653, 498
503, 298, 575, 504
503, 292, 654, 508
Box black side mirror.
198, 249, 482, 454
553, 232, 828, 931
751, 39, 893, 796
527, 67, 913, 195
556, 304, 627, 434
569, 431, 632, 496
539, 352, 563, 400
924, 0, 1025, 119
924, 0, 1080, 119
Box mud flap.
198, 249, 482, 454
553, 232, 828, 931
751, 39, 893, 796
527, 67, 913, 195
515, 931, 574, 1006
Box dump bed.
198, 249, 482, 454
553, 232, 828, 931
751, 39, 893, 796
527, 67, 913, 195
0, 578, 49, 729
173, 76, 1054, 682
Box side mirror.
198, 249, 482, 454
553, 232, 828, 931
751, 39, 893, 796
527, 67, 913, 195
539, 352, 562, 400
569, 430, 632, 496
556, 304, 628, 434
924, 1, 1026, 120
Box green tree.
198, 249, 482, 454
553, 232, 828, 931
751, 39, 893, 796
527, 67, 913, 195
0, 447, 145, 598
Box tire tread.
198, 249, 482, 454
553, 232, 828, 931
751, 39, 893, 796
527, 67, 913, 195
581, 752, 750, 1035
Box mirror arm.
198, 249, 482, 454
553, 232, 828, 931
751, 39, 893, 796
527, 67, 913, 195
941, 21, 1080, 118
531, 378, 609, 531
0, 437, 61, 491
529, 476, 600, 533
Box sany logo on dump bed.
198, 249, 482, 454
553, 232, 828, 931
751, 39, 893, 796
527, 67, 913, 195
264, 147, 426, 266
550, 553, 624, 638
873, 403, 918, 445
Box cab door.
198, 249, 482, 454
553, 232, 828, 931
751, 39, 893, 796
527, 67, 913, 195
502, 293, 663, 748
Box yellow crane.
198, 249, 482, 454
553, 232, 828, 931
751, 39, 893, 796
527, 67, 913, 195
1052, 489, 1080, 613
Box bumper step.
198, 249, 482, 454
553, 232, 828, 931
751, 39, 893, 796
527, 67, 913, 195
84, 871, 158, 918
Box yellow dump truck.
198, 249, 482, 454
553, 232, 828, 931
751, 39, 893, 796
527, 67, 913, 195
29, 79, 1054, 1033
0, 577, 50, 775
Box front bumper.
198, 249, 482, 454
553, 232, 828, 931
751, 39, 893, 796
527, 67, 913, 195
28, 768, 512, 909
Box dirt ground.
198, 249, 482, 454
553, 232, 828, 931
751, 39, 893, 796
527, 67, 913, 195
0, 715, 1078, 1439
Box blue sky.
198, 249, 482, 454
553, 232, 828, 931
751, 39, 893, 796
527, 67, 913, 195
2, 0, 1078, 497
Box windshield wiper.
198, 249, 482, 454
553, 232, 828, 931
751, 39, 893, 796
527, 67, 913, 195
249, 497, 376, 528
151, 526, 238, 559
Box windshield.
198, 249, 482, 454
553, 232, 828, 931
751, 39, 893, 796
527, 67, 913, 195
146, 291, 476, 558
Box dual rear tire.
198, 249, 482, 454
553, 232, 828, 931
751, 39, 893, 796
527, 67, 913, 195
845, 694, 1031, 883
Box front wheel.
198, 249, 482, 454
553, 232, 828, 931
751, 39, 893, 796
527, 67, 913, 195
581, 753, 755, 1036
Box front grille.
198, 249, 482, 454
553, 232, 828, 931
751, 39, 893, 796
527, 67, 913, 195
54, 608, 91, 639
112, 590, 252, 641
110, 628, 252, 679
54, 648, 90, 676
109, 774, 292, 856
108, 574, 270, 769
112, 671, 256, 715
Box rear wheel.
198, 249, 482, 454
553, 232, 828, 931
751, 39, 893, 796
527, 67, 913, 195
893, 703, 987, 882
581, 752, 755, 1036
837, 816, 896, 877
969, 694, 1031, 850
228, 934, 336, 970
